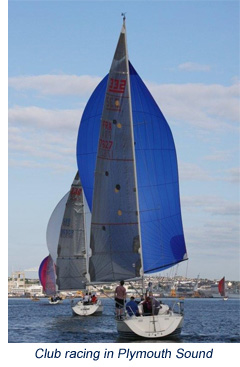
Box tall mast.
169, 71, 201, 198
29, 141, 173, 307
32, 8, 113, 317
121, 12, 126, 23
123, 15, 144, 278
89, 18, 142, 282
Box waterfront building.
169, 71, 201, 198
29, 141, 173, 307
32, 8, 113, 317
8, 271, 43, 297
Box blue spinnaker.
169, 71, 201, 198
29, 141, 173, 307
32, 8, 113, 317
77, 62, 187, 274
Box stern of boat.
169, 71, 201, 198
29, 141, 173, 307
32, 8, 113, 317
117, 312, 183, 339
117, 301, 184, 339
72, 299, 103, 316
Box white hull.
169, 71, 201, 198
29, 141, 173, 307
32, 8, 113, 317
72, 300, 103, 316
117, 312, 183, 339
117, 303, 183, 339
49, 300, 63, 305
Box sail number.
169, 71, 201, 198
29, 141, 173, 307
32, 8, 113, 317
99, 120, 113, 158
62, 218, 70, 226
99, 139, 113, 150
70, 187, 82, 196
60, 229, 74, 238
108, 78, 126, 94
102, 120, 112, 131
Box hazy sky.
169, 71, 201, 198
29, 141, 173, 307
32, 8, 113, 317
8, 0, 239, 280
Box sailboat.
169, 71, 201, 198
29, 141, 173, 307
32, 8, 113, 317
39, 254, 62, 304
53, 172, 103, 315
218, 277, 228, 300
76, 17, 187, 339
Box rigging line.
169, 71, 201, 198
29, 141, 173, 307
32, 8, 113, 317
91, 284, 115, 302
91, 284, 125, 309
128, 281, 143, 297
185, 260, 189, 278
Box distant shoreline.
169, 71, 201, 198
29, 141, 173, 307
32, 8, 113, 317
8, 295, 240, 300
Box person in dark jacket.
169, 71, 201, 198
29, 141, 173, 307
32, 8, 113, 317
126, 296, 139, 316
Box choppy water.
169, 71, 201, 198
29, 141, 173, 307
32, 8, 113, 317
8, 297, 240, 343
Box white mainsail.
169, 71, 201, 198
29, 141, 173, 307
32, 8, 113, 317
56, 172, 89, 290
46, 192, 68, 265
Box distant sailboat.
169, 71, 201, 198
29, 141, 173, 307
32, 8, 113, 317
218, 276, 228, 300
77, 17, 187, 339
39, 254, 62, 304
50, 172, 103, 315
46, 193, 69, 265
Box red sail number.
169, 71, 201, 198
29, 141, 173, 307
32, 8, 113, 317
108, 78, 126, 93
70, 187, 82, 196
99, 139, 113, 150
102, 120, 112, 130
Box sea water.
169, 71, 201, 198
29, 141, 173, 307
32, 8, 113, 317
8, 297, 240, 343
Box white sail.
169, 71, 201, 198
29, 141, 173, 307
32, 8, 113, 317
56, 172, 89, 290
89, 22, 142, 282
46, 193, 69, 264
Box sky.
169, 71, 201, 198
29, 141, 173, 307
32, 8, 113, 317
7, 0, 240, 281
